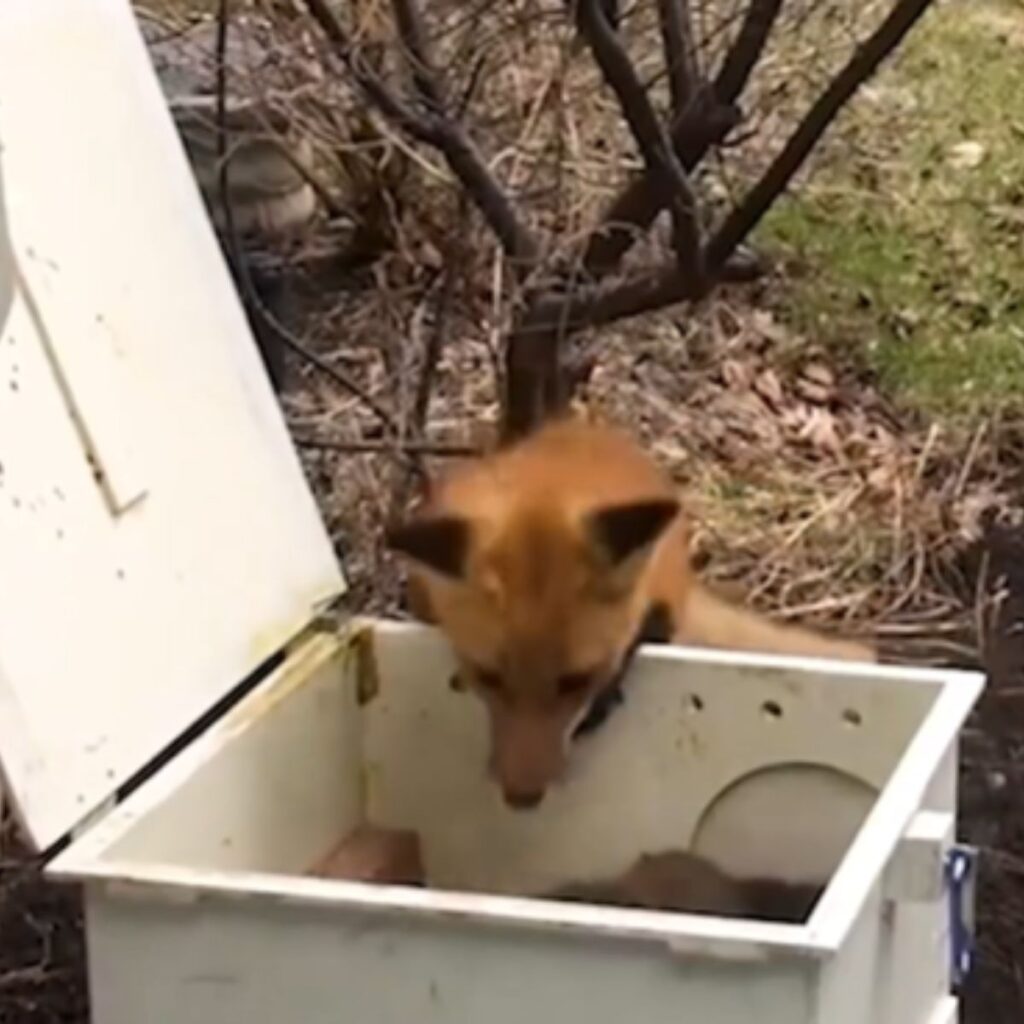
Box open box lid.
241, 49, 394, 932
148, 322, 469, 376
0, 0, 346, 851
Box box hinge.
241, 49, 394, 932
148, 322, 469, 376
944, 844, 978, 995
882, 810, 953, 903
69, 793, 118, 843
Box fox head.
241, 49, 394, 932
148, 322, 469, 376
386, 423, 682, 810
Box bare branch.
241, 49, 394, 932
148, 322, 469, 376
502, 251, 757, 438
529, 253, 760, 335
302, 0, 540, 266
303, 0, 435, 136
580, 0, 783, 276
390, 0, 445, 110
581, 92, 739, 275
715, 0, 785, 105
707, 0, 939, 271
574, 0, 705, 283
294, 435, 477, 457
656, 0, 698, 118
214, 0, 397, 427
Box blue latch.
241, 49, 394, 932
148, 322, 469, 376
944, 845, 978, 993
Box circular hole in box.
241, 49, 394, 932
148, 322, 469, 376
691, 764, 877, 884
842, 708, 863, 728
687, 694, 705, 714
762, 700, 783, 720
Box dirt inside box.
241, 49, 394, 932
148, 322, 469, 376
306, 826, 823, 924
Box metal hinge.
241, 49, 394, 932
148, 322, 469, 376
944, 844, 978, 994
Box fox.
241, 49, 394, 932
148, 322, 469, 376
386, 416, 874, 810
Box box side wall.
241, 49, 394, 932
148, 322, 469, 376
83, 887, 815, 1024
810, 884, 885, 1024
872, 743, 959, 1024
813, 743, 959, 1024
95, 636, 361, 876
362, 624, 938, 895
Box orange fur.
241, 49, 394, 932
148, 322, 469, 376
387, 417, 874, 809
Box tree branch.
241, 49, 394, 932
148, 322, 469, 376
390, 0, 445, 111
580, 0, 782, 276
706, 0, 939, 271
502, 250, 757, 437
574, 0, 705, 283
580, 91, 738, 275
302, 0, 540, 267
656, 0, 698, 118
528, 253, 759, 335
715, 0, 785, 106
294, 434, 477, 457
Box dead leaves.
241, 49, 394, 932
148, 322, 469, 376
797, 407, 842, 455
712, 323, 854, 463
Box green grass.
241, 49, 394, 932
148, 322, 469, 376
761, 0, 1024, 416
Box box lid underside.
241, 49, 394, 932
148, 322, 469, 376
0, 0, 345, 851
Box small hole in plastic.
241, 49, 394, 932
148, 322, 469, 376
842, 708, 863, 727
762, 700, 783, 720
687, 694, 704, 713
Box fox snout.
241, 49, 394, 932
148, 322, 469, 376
489, 709, 572, 811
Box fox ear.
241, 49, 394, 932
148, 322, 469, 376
584, 498, 680, 570
386, 515, 470, 580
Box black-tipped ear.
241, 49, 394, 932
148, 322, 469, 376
386, 516, 470, 580
585, 499, 680, 568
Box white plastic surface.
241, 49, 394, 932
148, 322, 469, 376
50, 623, 983, 1024
0, 0, 344, 850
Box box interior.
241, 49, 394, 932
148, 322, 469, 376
82, 621, 943, 922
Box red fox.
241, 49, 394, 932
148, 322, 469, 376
387, 417, 874, 810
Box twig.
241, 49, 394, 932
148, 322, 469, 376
391, 0, 444, 110
656, 0, 698, 118
520, 252, 758, 334
581, 90, 739, 275
705, 0, 940, 271
502, 250, 754, 436
302, 0, 540, 267
413, 258, 456, 432
580, 0, 781, 276
215, 0, 396, 431
574, 0, 704, 283
294, 435, 477, 457
714, 0, 784, 105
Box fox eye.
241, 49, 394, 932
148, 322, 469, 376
475, 667, 503, 692
557, 672, 592, 697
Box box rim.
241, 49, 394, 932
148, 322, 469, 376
49, 619, 984, 961
50, 852, 830, 961
805, 664, 981, 946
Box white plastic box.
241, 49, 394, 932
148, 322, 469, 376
0, 3, 983, 1024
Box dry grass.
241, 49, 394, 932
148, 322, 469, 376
130, 0, 1024, 668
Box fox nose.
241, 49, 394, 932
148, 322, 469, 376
503, 787, 546, 810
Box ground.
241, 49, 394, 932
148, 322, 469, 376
3, 0, 1024, 1021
